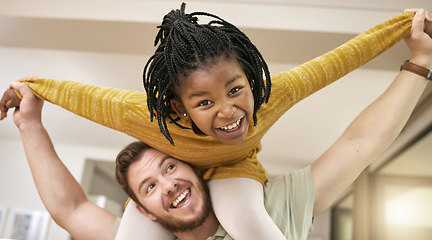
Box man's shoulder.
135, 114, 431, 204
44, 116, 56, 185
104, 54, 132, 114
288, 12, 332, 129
264, 166, 313, 192
263, 166, 315, 239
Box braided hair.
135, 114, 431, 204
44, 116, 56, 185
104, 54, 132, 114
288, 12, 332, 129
143, 2, 271, 145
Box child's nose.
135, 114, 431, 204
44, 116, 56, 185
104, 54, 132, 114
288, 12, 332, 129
217, 103, 236, 118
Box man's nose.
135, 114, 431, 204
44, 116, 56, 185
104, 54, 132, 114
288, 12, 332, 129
217, 103, 236, 119
162, 179, 178, 195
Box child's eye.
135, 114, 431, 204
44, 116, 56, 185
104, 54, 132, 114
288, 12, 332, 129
229, 87, 241, 96
198, 100, 212, 107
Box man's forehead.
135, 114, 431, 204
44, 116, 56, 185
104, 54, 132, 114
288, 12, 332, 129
128, 149, 169, 191
138, 148, 170, 168
135, 149, 192, 174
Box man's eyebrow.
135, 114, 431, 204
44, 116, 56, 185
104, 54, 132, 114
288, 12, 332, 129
188, 74, 242, 100
137, 155, 171, 193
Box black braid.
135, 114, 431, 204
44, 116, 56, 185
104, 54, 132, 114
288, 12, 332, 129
143, 2, 271, 145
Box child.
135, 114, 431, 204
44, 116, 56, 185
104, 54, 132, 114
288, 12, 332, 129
0, 3, 426, 240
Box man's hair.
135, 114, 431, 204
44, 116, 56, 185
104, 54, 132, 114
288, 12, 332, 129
143, 2, 271, 145
115, 141, 151, 210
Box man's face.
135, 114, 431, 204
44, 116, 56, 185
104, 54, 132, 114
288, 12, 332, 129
127, 149, 211, 232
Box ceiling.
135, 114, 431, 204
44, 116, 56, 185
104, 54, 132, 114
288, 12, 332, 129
0, 0, 431, 175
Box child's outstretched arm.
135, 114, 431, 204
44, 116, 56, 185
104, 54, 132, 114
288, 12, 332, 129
263, 11, 415, 122
8, 81, 117, 240
311, 9, 432, 216
10, 78, 153, 137
0, 78, 181, 154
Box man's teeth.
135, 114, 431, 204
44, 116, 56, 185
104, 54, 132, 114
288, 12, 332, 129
172, 189, 189, 208
220, 119, 241, 132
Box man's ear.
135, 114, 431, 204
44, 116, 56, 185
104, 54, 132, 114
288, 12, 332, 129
194, 168, 202, 176
170, 98, 189, 120
136, 204, 157, 221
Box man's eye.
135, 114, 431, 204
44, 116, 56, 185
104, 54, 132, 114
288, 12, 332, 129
229, 87, 240, 96
147, 184, 155, 192
198, 100, 212, 106
167, 164, 175, 172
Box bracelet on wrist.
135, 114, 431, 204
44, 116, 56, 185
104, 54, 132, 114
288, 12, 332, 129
400, 60, 432, 80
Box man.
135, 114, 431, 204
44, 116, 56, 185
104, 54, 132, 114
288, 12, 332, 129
1, 8, 431, 240
115, 141, 314, 240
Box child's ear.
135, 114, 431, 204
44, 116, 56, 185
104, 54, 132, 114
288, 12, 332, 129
136, 204, 157, 221
170, 98, 189, 120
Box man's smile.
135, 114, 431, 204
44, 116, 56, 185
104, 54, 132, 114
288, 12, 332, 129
171, 188, 191, 208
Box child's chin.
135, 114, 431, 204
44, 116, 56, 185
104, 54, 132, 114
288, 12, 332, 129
220, 135, 247, 146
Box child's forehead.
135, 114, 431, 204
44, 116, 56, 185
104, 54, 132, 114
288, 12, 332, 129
186, 51, 237, 69
177, 59, 243, 86
182, 54, 239, 75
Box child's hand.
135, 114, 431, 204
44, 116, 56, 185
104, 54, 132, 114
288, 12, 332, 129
0, 87, 21, 120
404, 9, 432, 67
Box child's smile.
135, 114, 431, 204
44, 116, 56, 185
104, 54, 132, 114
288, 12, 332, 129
171, 55, 254, 146
219, 117, 242, 132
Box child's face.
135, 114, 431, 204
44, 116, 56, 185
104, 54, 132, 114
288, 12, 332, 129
171, 56, 254, 146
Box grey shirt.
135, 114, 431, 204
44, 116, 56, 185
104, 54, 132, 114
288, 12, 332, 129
204, 166, 315, 240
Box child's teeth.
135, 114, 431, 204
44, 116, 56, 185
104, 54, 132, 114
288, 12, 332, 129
221, 119, 241, 131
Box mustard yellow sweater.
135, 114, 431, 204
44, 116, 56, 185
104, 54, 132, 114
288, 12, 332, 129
21, 12, 413, 184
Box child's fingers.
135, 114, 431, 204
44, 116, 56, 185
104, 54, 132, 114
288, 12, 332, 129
0, 88, 21, 120
1, 77, 36, 120
425, 10, 432, 22
0, 91, 10, 120
424, 12, 432, 38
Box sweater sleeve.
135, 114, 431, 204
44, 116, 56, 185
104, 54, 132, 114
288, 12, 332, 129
257, 11, 414, 126
18, 78, 152, 137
